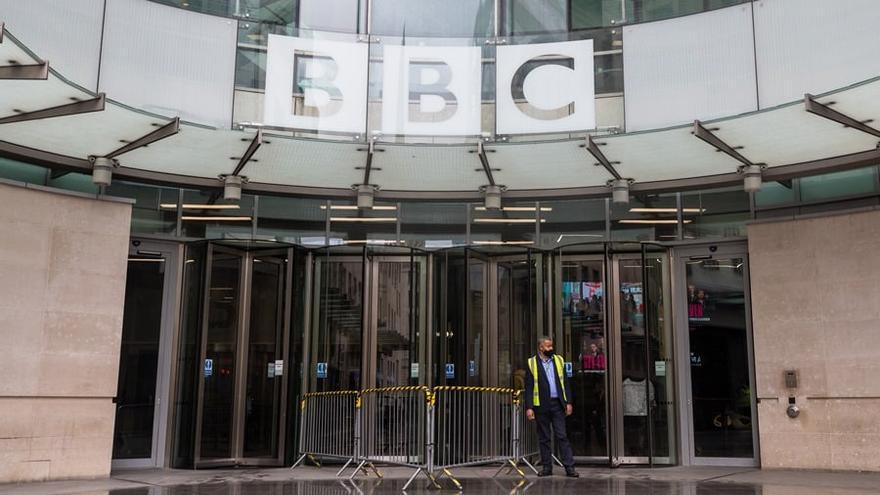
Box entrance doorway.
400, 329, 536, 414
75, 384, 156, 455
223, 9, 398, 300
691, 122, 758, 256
191, 243, 294, 467
674, 243, 758, 466
112, 240, 180, 469
555, 243, 676, 466
308, 246, 429, 392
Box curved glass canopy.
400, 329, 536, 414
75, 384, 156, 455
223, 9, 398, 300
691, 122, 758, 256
1, 21, 879, 201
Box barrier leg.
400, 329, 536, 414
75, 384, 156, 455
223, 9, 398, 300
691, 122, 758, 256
403, 468, 422, 491
441, 468, 462, 491
367, 462, 383, 478
308, 454, 322, 467
335, 458, 353, 477
291, 453, 307, 469
552, 454, 564, 468
348, 460, 367, 480
521, 457, 539, 475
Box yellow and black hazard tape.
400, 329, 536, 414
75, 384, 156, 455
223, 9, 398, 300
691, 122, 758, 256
300, 390, 359, 409
432, 386, 516, 394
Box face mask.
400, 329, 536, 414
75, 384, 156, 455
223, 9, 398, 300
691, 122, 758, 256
543, 348, 555, 357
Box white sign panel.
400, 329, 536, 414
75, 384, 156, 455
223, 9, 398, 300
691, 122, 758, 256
263, 34, 368, 133
495, 40, 595, 134
381, 45, 482, 136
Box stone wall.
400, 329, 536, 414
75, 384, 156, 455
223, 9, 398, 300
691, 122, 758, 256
748, 208, 880, 471
0, 181, 131, 482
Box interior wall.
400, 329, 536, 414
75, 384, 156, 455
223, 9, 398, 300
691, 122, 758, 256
0, 181, 132, 482
748, 208, 880, 471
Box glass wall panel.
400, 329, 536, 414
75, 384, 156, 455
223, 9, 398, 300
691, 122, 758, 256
256, 195, 327, 243
626, 0, 747, 24
113, 257, 165, 459
541, 199, 607, 248
311, 255, 364, 391
682, 187, 750, 239
644, 250, 675, 463
375, 260, 417, 386
611, 194, 678, 241
106, 181, 179, 236
298, 0, 360, 32
505, 0, 567, 34
0, 158, 46, 184
617, 259, 650, 457
199, 252, 242, 460
572, 0, 623, 30
799, 167, 879, 202
560, 258, 607, 457
686, 257, 754, 458
471, 202, 539, 246
172, 243, 206, 468
754, 180, 796, 208
400, 202, 467, 248
180, 190, 255, 239
371, 0, 493, 37
242, 255, 286, 458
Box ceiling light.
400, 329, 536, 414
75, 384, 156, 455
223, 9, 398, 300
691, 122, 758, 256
330, 217, 397, 223
342, 239, 402, 245
608, 179, 632, 205
556, 234, 604, 242
618, 219, 692, 224
181, 216, 253, 221
160, 203, 240, 210
472, 240, 535, 245
320, 205, 397, 211
629, 207, 706, 214
473, 218, 547, 223
741, 165, 764, 193
480, 184, 505, 210
90, 156, 118, 187
220, 175, 247, 201
474, 206, 553, 212
355, 184, 379, 209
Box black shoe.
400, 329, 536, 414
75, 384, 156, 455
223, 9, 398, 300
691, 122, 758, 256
538, 470, 552, 477
565, 468, 580, 478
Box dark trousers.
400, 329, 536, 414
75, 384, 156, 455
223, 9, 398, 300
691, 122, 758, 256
535, 399, 575, 469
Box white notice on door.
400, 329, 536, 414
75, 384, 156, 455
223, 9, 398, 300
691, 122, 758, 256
267, 362, 275, 378
655, 361, 666, 377
275, 360, 284, 376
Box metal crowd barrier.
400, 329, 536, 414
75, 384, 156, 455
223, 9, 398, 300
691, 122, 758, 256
291, 390, 359, 475
292, 386, 539, 491
355, 386, 435, 489
432, 386, 525, 489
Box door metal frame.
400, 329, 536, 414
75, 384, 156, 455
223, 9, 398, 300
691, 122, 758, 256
112, 239, 181, 470
193, 244, 292, 468
553, 252, 611, 465
672, 242, 759, 467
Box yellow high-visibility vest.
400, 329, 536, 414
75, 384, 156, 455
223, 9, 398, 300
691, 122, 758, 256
527, 354, 567, 406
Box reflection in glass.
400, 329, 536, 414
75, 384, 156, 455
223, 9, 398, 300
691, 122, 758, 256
497, 257, 538, 391
243, 256, 286, 458
687, 258, 754, 458
312, 259, 363, 391
375, 262, 417, 386
618, 261, 652, 458
113, 258, 165, 459
561, 260, 607, 458
200, 253, 241, 459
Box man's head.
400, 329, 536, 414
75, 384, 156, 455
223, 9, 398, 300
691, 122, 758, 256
537, 336, 554, 357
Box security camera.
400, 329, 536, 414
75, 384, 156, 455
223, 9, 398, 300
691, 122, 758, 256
132, 240, 141, 247
709, 245, 718, 252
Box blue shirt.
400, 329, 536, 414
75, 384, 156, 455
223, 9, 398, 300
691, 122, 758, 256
541, 356, 558, 399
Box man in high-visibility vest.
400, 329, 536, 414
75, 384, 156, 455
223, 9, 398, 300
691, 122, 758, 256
525, 336, 579, 478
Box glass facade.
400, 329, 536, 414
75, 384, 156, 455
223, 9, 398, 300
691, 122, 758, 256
3, 158, 880, 247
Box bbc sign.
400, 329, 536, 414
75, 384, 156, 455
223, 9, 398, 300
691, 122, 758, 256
263, 35, 595, 136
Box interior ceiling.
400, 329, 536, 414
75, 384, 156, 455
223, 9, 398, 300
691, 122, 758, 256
1, 24, 880, 201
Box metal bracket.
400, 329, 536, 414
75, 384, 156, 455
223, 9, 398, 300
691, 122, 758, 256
471, 141, 497, 186
804, 93, 880, 139
106, 117, 180, 159
0, 93, 105, 125
0, 61, 49, 80
231, 129, 263, 176
693, 120, 755, 167
582, 135, 622, 180
356, 139, 385, 185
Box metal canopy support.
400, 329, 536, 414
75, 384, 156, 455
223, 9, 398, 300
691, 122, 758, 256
0, 25, 50, 80
0, 61, 49, 80
231, 129, 263, 176
0, 93, 105, 124
583, 135, 622, 180
473, 141, 496, 186
105, 117, 180, 159
693, 120, 755, 167
804, 93, 880, 139
358, 139, 384, 185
